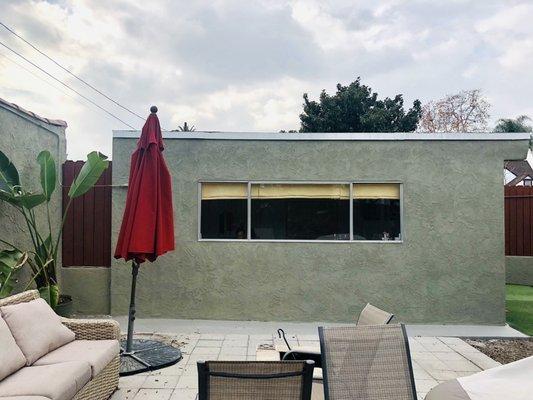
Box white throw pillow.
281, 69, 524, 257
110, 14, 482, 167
0, 314, 26, 380
0, 298, 75, 365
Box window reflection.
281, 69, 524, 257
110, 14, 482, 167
251, 184, 349, 240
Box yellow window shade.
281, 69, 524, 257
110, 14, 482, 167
354, 183, 400, 200
251, 184, 349, 199
201, 182, 248, 200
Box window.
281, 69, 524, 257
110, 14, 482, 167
200, 183, 247, 239
251, 184, 349, 240
199, 182, 402, 242
353, 184, 401, 241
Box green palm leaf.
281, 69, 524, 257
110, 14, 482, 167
68, 152, 109, 198
37, 151, 56, 201
0, 151, 20, 193
0, 249, 28, 298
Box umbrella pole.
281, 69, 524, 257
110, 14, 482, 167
125, 259, 139, 353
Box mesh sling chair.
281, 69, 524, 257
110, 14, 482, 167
282, 303, 394, 363
319, 324, 417, 400
356, 303, 394, 326
197, 360, 315, 400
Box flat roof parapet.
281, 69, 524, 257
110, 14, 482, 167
113, 131, 530, 141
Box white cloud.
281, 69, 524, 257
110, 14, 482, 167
290, 0, 417, 52
0, 0, 532, 159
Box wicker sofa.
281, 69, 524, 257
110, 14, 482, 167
0, 290, 120, 400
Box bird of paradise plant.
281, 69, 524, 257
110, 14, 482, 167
0, 150, 109, 307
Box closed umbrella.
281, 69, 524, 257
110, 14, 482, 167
114, 106, 181, 375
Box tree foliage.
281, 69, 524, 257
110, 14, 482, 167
417, 89, 490, 132
299, 78, 421, 132
493, 115, 532, 133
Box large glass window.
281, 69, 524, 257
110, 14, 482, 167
199, 182, 401, 242
251, 184, 349, 240
200, 183, 247, 239
353, 184, 401, 241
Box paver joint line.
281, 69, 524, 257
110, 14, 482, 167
118, 332, 500, 400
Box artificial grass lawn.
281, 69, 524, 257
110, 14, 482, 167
506, 284, 533, 336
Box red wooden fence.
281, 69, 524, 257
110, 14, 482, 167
505, 186, 533, 256
62, 161, 112, 267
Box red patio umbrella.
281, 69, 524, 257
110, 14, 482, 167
115, 106, 174, 262
114, 106, 179, 375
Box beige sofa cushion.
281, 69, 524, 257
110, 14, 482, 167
0, 361, 91, 400
0, 316, 26, 380
0, 397, 51, 400
0, 299, 75, 365
34, 340, 119, 377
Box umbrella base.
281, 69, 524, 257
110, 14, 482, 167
120, 339, 182, 376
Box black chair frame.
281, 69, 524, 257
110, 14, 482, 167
197, 360, 315, 400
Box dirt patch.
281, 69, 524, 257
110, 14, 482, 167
464, 338, 533, 364
121, 333, 186, 349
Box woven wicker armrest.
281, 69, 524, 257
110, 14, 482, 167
61, 318, 121, 340
0, 290, 40, 307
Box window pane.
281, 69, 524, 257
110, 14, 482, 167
353, 184, 401, 241
201, 183, 247, 239
251, 184, 349, 240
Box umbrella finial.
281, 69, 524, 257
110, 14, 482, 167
150, 105, 158, 114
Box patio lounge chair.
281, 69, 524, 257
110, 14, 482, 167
282, 303, 393, 363
317, 324, 417, 400
356, 303, 394, 325
425, 354, 533, 400
197, 360, 315, 400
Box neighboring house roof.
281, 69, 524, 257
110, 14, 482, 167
505, 160, 533, 186
0, 96, 67, 127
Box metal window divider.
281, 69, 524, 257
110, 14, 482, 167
247, 182, 252, 240
350, 182, 354, 241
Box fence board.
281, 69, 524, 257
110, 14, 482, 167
72, 162, 84, 266
62, 161, 112, 267
504, 186, 533, 256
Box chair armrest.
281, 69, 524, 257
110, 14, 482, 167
0, 290, 40, 307
61, 318, 121, 340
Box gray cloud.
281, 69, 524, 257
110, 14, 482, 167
0, 0, 532, 159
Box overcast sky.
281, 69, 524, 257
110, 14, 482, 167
1, 0, 532, 159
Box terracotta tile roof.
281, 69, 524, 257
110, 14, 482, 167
0, 96, 67, 127
505, 160, 533, 186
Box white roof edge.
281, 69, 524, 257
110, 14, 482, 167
112, 130, 531, 141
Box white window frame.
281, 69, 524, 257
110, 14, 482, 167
198, 180, 404, 243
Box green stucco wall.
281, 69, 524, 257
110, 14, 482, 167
61, 267, 111, 314
111, 136, 527, 324
506, 256, 533, 286
0, 104, 66, 294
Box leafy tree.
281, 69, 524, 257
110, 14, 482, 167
417, 89, 490, 132
299, 77, 421, 132
493, 115, 532, 133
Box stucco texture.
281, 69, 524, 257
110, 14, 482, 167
61, 267, 110, 314
506, 256, 533, 286
111, 137, 527, 325
0, 104, 66, 293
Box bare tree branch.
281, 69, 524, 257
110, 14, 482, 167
417, 89, 490, 133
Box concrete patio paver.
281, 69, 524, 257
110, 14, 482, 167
134, 389, 173, 400
112, 325, 513, 400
